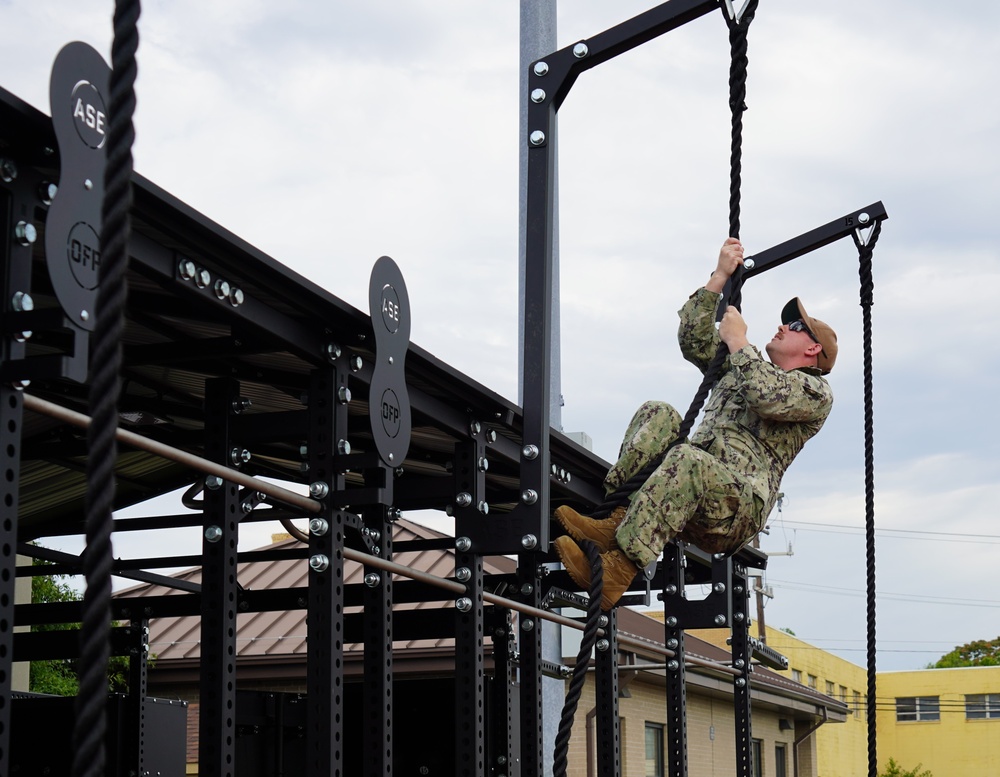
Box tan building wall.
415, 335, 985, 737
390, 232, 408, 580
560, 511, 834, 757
877, 666, 1000, 776
565, 671, 813, 777
690, 625, 868, 777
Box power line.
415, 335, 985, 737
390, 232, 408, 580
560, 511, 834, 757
767, 578, 1000, 608
771, 519, 1000, 544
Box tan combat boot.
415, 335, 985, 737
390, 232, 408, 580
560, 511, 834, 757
553, 535, 641, 611
553, 505, 627, 553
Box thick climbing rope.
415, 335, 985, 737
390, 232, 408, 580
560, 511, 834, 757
553, 5, 759, 775
551, 542, 604, 777
71, 3, 140, 777
854, 219, 881, 777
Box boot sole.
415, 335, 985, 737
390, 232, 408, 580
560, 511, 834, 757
553, 508, 617, 553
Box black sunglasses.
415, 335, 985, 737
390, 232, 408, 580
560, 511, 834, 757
788, 319, 819, 344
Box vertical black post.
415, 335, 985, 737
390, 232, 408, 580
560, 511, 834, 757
595, 609, 621, 777
488, 610, 516, 777
306, 364, 348, 777
122, 618, 149, 777
199, 377, 241, 777
517, 555, 544, 777
363, 496, 393, 777
662, 544, 688, 777
454, 431, 488, 777
731, 563, 753, 777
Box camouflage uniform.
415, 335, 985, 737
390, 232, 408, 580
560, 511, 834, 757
614, 287, 834, 566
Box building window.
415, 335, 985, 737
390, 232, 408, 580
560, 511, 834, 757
896, 696, 940, 722
966, 693, 1000, 719
853, 690, 862, 719
645, 723, 665, 777
791, 668, 802, 683
751, 739, 763, 777
775, 743, 788, 777
807, 674, 818, 690
825, 680, 836, 696
839, 685, 848, 702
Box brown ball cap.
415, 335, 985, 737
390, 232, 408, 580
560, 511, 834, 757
780, 297, 838, 374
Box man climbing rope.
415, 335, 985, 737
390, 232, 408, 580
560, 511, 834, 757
553, 237, 837, 609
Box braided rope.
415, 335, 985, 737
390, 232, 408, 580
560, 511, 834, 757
552, 541, 604, 777
855, 220, 881, 777
71, 3, 140, 777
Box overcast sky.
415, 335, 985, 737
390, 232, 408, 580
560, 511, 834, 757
2, 0, 998, 673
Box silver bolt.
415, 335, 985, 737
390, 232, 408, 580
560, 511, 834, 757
666, 616, 678, 627
667, 660, 680, 671
520, 583, 533, 596
350, 355, 363, 371
364, 572, 380, 588
734, 612, 745, 622
178, 260, 196, 281
497, 756, 507, 766
455, 536, 472, 552
734, 585, 744, 594
13, 331, 32, 343
666, 638, 679, 649
195, 269, 211, 288
229, 287, 245, 306
713, 582, 727, 593
477, 456, 489, 472
665, 584, 678, 596
735, 678, 747, 688
522, 444, 539, 460
529, 130, 546, 146
734, 658, 745, 668
79, 310, 89, 322
485, 429, 497, 443
372, 545, 381, 556
299, 462, 310, 474
38, 181, 58, 204
598, 615, 609, 628
337, 386, 352, 403
204, 526, 223, 543
521, 489, 538, 505
521, 534, 538, 550
521, 618, 535, 632
469, 420, 481, 436
11, 292, 34, 312
714, 614, 727, 626
231, 397, 252, 414
299, 445, 309, 457
309, 481, 330, 499
743, 258, 755, 270
241, 501, 254, 514
478, 501, 489, 515
530, 88, 546, 103
573, 42, 589, 58
309, 554, 330, 572
0, 158, 17, 182
14, 221, 37, 246
455, 492, 473, 508
455, 567, 472, 582
309, 517, 329, 536
859, 212, 871, 224
456, 597, 473, 612
9, 379, 30, 390
325, 343, 342, 361
231, 447, 251, 466
213, 279, 231, 299
596, 638, 610, 652
84, 178, 94, 190
205, 475, 224, 490
337, 439, 351, 455
533, 61, 549, 76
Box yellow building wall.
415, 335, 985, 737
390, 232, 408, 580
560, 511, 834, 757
689, 625, 868, 777
877, 667, 1000, 776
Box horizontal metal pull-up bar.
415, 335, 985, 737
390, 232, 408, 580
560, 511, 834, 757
21, 393, 741, 678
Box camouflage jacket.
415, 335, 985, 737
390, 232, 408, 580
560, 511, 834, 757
677, 288, 833, 517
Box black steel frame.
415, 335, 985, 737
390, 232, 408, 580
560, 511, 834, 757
0, 2, 887, 776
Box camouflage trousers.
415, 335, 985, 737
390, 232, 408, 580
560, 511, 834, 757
608, 401, 764, 567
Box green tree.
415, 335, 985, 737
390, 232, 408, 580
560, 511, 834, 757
29, 557, 138, 695
879, 757, 932, 777
933, 637, 1000, 668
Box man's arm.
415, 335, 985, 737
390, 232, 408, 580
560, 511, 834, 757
678, 238, 746, 371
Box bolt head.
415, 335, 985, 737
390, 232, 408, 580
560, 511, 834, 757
350, 355, 363, 372
713, 582, 726, 593
337, 386, 352, 403
14, 221, 37, 246
204, 525, 223, 543
0, 158, 17, 182
714, 614, 727, 626
205, 475, 224, 490
11, 291, 34, 312
178, 260, 196, 281
455, 536, 472, 552
455, 567, 472, 582
309, 517, 329, 536
521, 618, 535, 632
195, 269, 211, 288
522, 444, 539, 460
455, 492, 473, 508
309, 554, 331, 572
666, 616, 678, 627
364, 572, 381, 588
477, 501, 489, 515
530, 88, 546, 103
533, 61, 549, 76
665, 584, 678, 596
456, 597, 473, 612
477, 456, 489, 472
573, 42, 589, 58
38, 182, 58, 204
337, 439, 351, 455
485, 429, 497, 443
213, 279, 231, 299
859, 212, 871, 224
309, 481, 330, 499
743, 258, 755, 270
325, 342, 342, 361
667, 659, 680, 671
521, 534, 538, 550
520, 489, 538, 505
596, 638, 610, 652
79, 310, 89, 322
229, 287, 245, 306
529, 130, 546, 146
